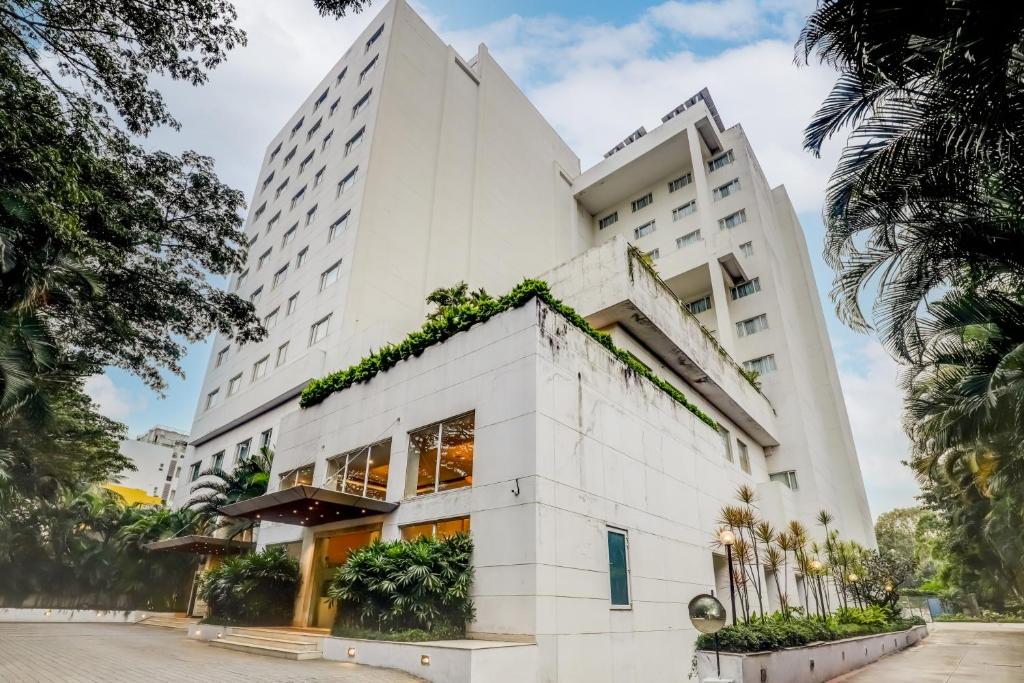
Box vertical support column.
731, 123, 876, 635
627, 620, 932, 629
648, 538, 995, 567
291, 528, 317, 627
709, 262, 737, 354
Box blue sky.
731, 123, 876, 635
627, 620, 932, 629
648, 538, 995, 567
87, 0, 920, 517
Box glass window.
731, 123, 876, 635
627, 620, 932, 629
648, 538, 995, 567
235, 439, 251, 464
607, 528, 631, 607
211, 451, 225, 471
227, 373, 242, 396
310, 314, 331, 345
736, 313, 769, 337
720, 427, 734, 462
677, 229, 702, 248
645, 248, 660, 260
687, 295, 712, 314
359, 54, 379, 83
631, 192, 653, 212
275, 178, 289, 199
299, 151, 314, 174
249, 286, 263, 305
598, 212, 618, 230
216, 346, 229, 367
296, 247, 308, 269
253, 202, 267, 220
205, 388, 219, 410
770, 470, 799, 490
329, 212, 350, 242
276, 342, 289, 367
258, 248, 272, 270
305, 204, 318, 226
252, 355, 269, 381
290, 116, 304, 139
345, 127, 365, 156
337, 167, 358, 197
329, 97, 340, 117
668, 173, 693, 192
719, 209, 747, 230
306, 117, 322, 142
234, 270, 247, 292
738, 440, 751, 474
713, 178, 741, 200
263, 308, 279, 330
634, 220, 656, 239
267, 211, 280, 233
259, 428, 273, 450
731, 277, 761, 299
321, 130, 334, 151
405, 412, 475, 497
744, 354, 777, 375
365, 24, 384, 52
401, 516, 470, 540
290, 185, 307, 210
273, 265, 288, 289
326, 439, 391, 500
261, 170, 275, 192
320, 261, 341, 290
286, 292, 299, 315
279, 463, 315, 489
739, 241, 754, 257
282, 225, 297, 247
352, 90, 372, 118
708, 149, 735, 172
269, 143, 282, 163
672, 200, 696, 220
189, 462, 201, 482
313, 88, 328, 111
314, 166, 326, 187
283, 146, 296, 166
335, 67, 347, 84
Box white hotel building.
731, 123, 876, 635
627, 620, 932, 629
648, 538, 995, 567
174, 1, 873, 679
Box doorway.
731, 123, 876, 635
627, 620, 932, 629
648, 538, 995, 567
307, 525, 380, 628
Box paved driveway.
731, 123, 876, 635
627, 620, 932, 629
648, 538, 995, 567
833, 621, 1024, 682
0, 623, 421, 682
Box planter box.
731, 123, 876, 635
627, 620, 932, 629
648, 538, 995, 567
696, 624, 929, 683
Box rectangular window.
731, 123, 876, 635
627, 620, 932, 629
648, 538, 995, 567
227, 373, 242, 396
189, 462, 201, 482
668, 173, 693, 192
251, 355, 269, 381
253, 202, 266, 221
401, 516, 470, 540
320, 260, 341, 290
328, 212, 350, 242
269, 143, 282, 163
249, 286, 263, 305
248, 233, 258, 248
335, 67, 347, 84
731, 277, 761, 299
295, 247, 308, 269
719, 209, 747, 230
314, 166, 326, 187
290, 116, 304, 139
345, 127, 365, 156
321, 130, 334, 151
276, 341, 289, 367
309, 314, 331, 345
279, 463, 314, 489
306, 117, 322, 142
205, 388, 220, 411
261, 170, 275, 192
743, 354, 777, 375
313, 89, 328, 111
286, 292, 299, 315
405, 412, 475, 496
676, 229, 702, 248
337, 168, 358, 197
283, 146, 296, 166
233, 439, 251, 465
263, 308, 279, 330
272, 264, 286, 290
267, 211, 280, 233
720, 427, 734, 462
359, 54, 379, 83
631, 192, 653, 212
259, 428, 273, 450
645, 248, 660, 260
329, 97, 340, 117
686, 295, 712, 314
738, 440, 751, 474
769, 470, 799, 490
739, 241, 754, 257
365, 24, 384, 52
672, 200, 696, 220
234, 270, 247, 292
607, 528, 631, 607
305, 204, 318, 227
212, 451, 225, 471
257, 248, 272, 270
216, 346, 229, 367
736, 313, 769, 337
326, 438, 391, 500
299, 151, 314, 174
598, 212, 618, 230
290, 186, 306, 210
282, 224, 297, 247
352, 90, 372, 118
713, 178, 741, 200
274, 178, 289, 199
708, 149, 735, 172
634, 220, 655, 239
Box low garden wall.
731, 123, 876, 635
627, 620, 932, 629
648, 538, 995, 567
0, 608, 174, 624
696, 624, 929, 683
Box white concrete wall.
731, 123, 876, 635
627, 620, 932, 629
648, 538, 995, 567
0, 608, 172, 624
114, 440, 176, 500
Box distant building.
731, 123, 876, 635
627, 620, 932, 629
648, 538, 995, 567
112, 426, 189, 504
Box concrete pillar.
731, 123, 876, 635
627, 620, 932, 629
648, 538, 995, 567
291, 528, 317, 627
708, 261, 737, 354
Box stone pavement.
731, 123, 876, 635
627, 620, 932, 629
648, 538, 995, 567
832, 621, 1024, 682
0, 622, 422, 682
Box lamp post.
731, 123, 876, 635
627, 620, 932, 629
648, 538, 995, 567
689, 593, 727, 679
719, 529, 738, 625
810, 559, 824, 618
848, 573, 861, 609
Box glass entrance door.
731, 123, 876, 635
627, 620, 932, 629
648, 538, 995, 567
308, 526, 380, 628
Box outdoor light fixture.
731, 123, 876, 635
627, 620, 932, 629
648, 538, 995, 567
848, 573, 858, 582
688, 593, 727, 678
718, 529, 736, 546
885, 583, 894, 592
420, 655, 430, 666
810, 559, 823, 572
347, 647, 356, 658
718, 529, 738, 624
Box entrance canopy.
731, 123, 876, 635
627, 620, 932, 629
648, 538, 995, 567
217, 485, 398, 526
144, 535, 254, 556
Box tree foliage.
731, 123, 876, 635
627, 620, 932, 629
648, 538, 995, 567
198, 546, 300, 626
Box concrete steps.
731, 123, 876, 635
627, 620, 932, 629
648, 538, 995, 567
138, 614, 197, 630
210, 627, 324, 660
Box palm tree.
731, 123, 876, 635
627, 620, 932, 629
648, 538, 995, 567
185, 447, 273, 537
425, 282, 492, 320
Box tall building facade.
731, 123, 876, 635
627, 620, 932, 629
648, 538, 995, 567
112, 425, 189, 504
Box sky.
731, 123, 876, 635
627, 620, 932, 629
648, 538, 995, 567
84, 0, 921, 519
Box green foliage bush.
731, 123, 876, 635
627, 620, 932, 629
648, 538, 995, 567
199, 546, 300, 626
327, 533, 475, 639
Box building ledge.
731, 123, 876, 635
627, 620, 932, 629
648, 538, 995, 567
217, 485, 398, 526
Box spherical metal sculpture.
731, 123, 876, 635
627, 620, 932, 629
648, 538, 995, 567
688, 593, 727, 634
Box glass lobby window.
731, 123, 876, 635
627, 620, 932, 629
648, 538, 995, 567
279, 463, 315, 489
401, 516, 470, 540
326, 439, 391, 500
607, 528, 631, 607
405, 412, 475, 496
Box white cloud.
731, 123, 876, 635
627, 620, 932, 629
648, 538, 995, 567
84, 375, 146, 422
649, 0, 765, 39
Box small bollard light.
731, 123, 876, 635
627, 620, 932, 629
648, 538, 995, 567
347, 647, 356, 658
420, 654, 431, 666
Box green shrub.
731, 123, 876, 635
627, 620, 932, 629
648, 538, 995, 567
835, 605, 893, 628
327, 533, 475, 639
696, 612, 924, 653
198, 546, 300, 626
331, 625, 465, 642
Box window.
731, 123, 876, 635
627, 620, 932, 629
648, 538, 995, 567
305, 204, 318, 226
295, 248, 308, 269
306, 117, 322, 141
235, 270, 248, 292
235, 439, 252, 464
668, 173, 693, 192
276, 341, 289, 367
359, 54, 379, 83
299, 151, 314, 173
313, 166, 326, 187
634, 220, 655, 239
607, 528, 631, 607
211, 451, 225, 471
269, 143, 282, 163
335, 67, 347, 84
598, 212, 618, 230
713, 178, 741, 200
290, 186, 307, 210
279, 463, 315, 489
329, 97, 340, 117
744, 354, 777, 375
719, 209, 747, 230
770, 470, 799, 490
309, 314, 331, 345
345, 127, 365, 156
738, 440, 751, 474
687, 295, 712, 314
216, 346, 229, 367
708, 149, 735, 172
352, 90, 371, 118
257, 248, 272, 270
631, 192, 653, 212
401, 516, 470, 540
259, 428, 273, 450
736, 313, 769, 337
205, 388, 220, 410
274, 178, 289, 199
326, 439, 391, 500
227, 373, 242, 396
263, 308, 279, 330
189, 462, 201, 482
321, 130, 334, 151
251, 355, 269, 381
261, 170, 275, 192
320, 261, 341, 290
248, 233, 258, 248
739, 241, 754, 257
731, 277, 761, 299
677, 229, 702, 248
253, 202, 267, 220
282, 224, 297, 247
405, 412, 475, 496
286, 292, 299, 315
720, 427, 734, 462
365, 24, 384, 52
249, 286, 263, 305
337, 168, 358, 197
328, 212, 350, 242
289, 116, 304, 139
267, 211, 280, 233
283, 146, 296, 166
314, 88, 329, 111
672, 200, 697, 220
645, 248, 660, 260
